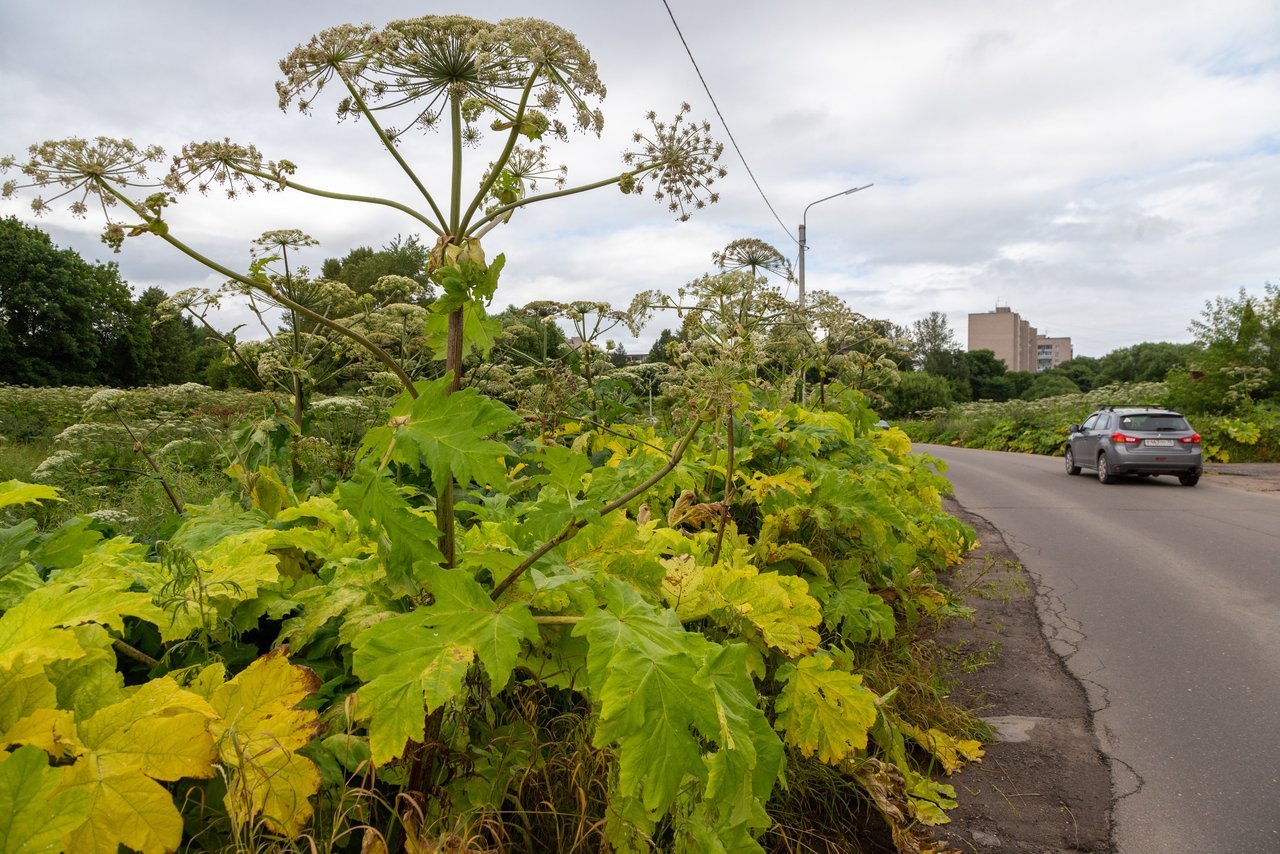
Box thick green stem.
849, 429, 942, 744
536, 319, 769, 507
239, 168, 443, 236
343, 77, 448, 230
471, 169, 645, 233
711, 405, 736, 566
490, 416, 704, 602
457, 71, 540, 236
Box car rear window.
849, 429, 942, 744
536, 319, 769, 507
1118, 413, 1190, 431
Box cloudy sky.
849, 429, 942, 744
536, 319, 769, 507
2, 0, 1278, 358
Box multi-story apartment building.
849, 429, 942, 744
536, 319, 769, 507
967, 306, 1071, 372
1036, 336, 1074, 371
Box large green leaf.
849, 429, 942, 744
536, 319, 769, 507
28, 518, 102, 571
0, 481, 60, 511
0, 745, 92, 854
775, 651, 879, 765
338, 463, 443, 591
353, 566, 537, 764
817, 572, 897, 644
0, 580, 165, 672
360, 376, 516, 489
0, 520, 39, 581
575, 582, 780, 832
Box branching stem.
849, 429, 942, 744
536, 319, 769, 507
342, 77, 448, 230
490, 416, 703, 601
99, 183, 420, 399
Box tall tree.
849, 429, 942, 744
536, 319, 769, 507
910, 311, 959, 371
646, 328, 678, 363
961, 349, 1009, 400
1096, 343, 1194, 386
1168, 283, 1280, 413
136, 286, 201, 384
322, 234, 435, 300
0, 217, 133, 386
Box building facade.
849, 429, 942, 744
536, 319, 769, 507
967, 306, 1071, 372
1036, 336, 1074, 372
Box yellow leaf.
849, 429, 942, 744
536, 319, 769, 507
224, 750, 323, 839
60, 754, 186, 854
1, 708, 83, 761
874, 427, 913, 458
899, 722, 985, 775
661, 548, 822, 655
660, 555, 713, 620
77, 677, 218, 766
209, 650, 322, 836
0, 669, 57, 734
0, 581, 165, 672
776, 653, 878, 765
0, 480, 61, 510
714, 563, 822, 656
738, 468, 811, 503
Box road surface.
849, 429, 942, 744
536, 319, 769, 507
919, 444, 1280, 853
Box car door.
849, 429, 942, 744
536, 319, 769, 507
1075, 413, 1103, 464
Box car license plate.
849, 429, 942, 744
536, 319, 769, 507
1145, 439, 1175, 447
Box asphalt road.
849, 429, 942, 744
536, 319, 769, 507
919, 445, 1280, 853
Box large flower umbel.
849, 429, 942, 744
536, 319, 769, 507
623, 104, 726, 221
2, 137, 165, 219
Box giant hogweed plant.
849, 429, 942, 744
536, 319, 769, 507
0, 376, 979, 851
2, 13, 725, 566
0, 17, 983, 851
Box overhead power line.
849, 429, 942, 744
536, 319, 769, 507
659, 0, 798, 246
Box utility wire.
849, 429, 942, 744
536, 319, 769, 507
660, 0, 798, 246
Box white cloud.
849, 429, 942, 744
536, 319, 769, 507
2, 0, 1277, 359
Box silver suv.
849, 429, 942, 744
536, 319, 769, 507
1065, 406, 1202, 486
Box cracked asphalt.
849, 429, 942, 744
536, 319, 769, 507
920, 446, 1280, 853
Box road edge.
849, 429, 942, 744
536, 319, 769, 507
926, 497, 1114, 854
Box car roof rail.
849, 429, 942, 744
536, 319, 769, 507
1100, 403, 1171, 412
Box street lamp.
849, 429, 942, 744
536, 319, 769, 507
797, 183, 872, 308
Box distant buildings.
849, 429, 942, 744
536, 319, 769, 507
967, 306, 1072, 372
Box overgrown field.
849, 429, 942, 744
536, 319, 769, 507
899, 382, 1280, 463
1, 381, 989, 852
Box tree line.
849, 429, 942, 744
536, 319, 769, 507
891, 295, 1279, 418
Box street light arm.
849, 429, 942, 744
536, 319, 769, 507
802, 183, 874, 237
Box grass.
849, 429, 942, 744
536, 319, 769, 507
0, 440, 49, 482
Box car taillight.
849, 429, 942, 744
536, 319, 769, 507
1110, 433, 1141, 444
1179, 433, 1201, 444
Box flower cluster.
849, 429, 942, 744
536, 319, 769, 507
168, 139, 295, 198
2, 137, 171, 249
623, 104, 726, 221
276, 16, 606, 146
712, 238, 794, 281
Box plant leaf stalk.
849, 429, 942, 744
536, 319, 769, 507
490, 415, 704, 602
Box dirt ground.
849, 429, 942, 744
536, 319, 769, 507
925, 500, 1113, 854
1201, 461, 1280, 492
922, 462, 1280, 854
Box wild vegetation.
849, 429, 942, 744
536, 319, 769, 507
1, 13, 987, 854
898, 285, 1280, 462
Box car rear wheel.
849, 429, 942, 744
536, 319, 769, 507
1179, 473, 1200, 487
1065, 447, 1081, 475
1097, 454, 1117, 484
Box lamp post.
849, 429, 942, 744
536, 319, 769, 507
796, 183, 871, 404
797, 183, 872, 309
